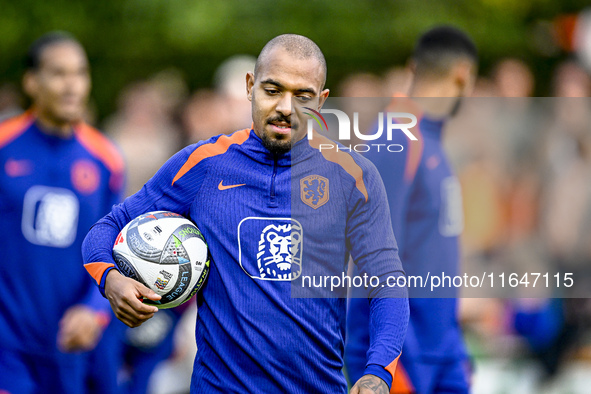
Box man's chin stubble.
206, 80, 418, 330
261, 134, 292, 155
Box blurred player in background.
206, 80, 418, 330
82, 34, 409, 393
346, 26, 478, 393
0, 32, 125, 393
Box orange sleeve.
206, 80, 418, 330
84, 262, 115, 285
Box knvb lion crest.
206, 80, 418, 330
300, 175, 329, 209
257, 222, 302, 280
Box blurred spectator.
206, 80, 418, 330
574, 8, 591, 73
382, 66, 412, 97
552, 60, 591, 97
541, 60, 591, 266
335, 72, 386, 140
181, 55, 255, 144
444, 97, 510, 258
0, 82, 24, 121
337, 72, 385, 97
104, 77, 184, 196
471, 77, 499, 97
151, 69, 189, 117
181, 89, 232, 143
213, 55, 256, 132
492, 58, 535, 98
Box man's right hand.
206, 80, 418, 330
350, 374, 390, 394
104, 269, 161, 327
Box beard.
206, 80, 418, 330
261, 115, 300, 155
449, 96, 463, 117
261, 132, 292, 155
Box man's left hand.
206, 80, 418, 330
57, 305, 104, 352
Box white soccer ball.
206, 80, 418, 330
112, 211, 209, 309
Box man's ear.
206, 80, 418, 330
23, 71, 37, 99
407, 59, 417, 76
246, 72, 254, 102
318, 89, 330, 109
453, 60, 476, 96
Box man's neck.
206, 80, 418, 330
35, 112, 74, 138
408, 79, 459, 118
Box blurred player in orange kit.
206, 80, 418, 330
346, 26, 478, 393
0, 31, 125, 393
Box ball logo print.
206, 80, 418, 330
114, 232, 124, 246
154, 270, 172, 290
238, 217, 303, 281
300, 175, 329, 209
112, 211, 209, 308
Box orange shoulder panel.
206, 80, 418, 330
74, 123, 125, 174
308, 131, 368, 202
172, 128, 250, 185
0, 111, 35, 149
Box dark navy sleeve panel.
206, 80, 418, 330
363, 364, 397, 391
365, 297, 408, 389
364, 132, 419, 247
345, 296, 371, 384
345, 154, 406, 295
340, 152, 409, 386
345, 134, 417, 385
82, 141, 212, 294
82, 222, 121, 296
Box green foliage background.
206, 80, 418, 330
0, 0, 588, 120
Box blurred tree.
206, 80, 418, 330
0, 0, 588, 121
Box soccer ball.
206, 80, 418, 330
112, 211, 209, 309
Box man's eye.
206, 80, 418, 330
265, 89, 279, 95
297, 96, 312, 102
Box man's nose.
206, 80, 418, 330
276, 93, 292, 116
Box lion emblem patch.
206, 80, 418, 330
300, 175, 329, 209
257, 222, 302, 280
